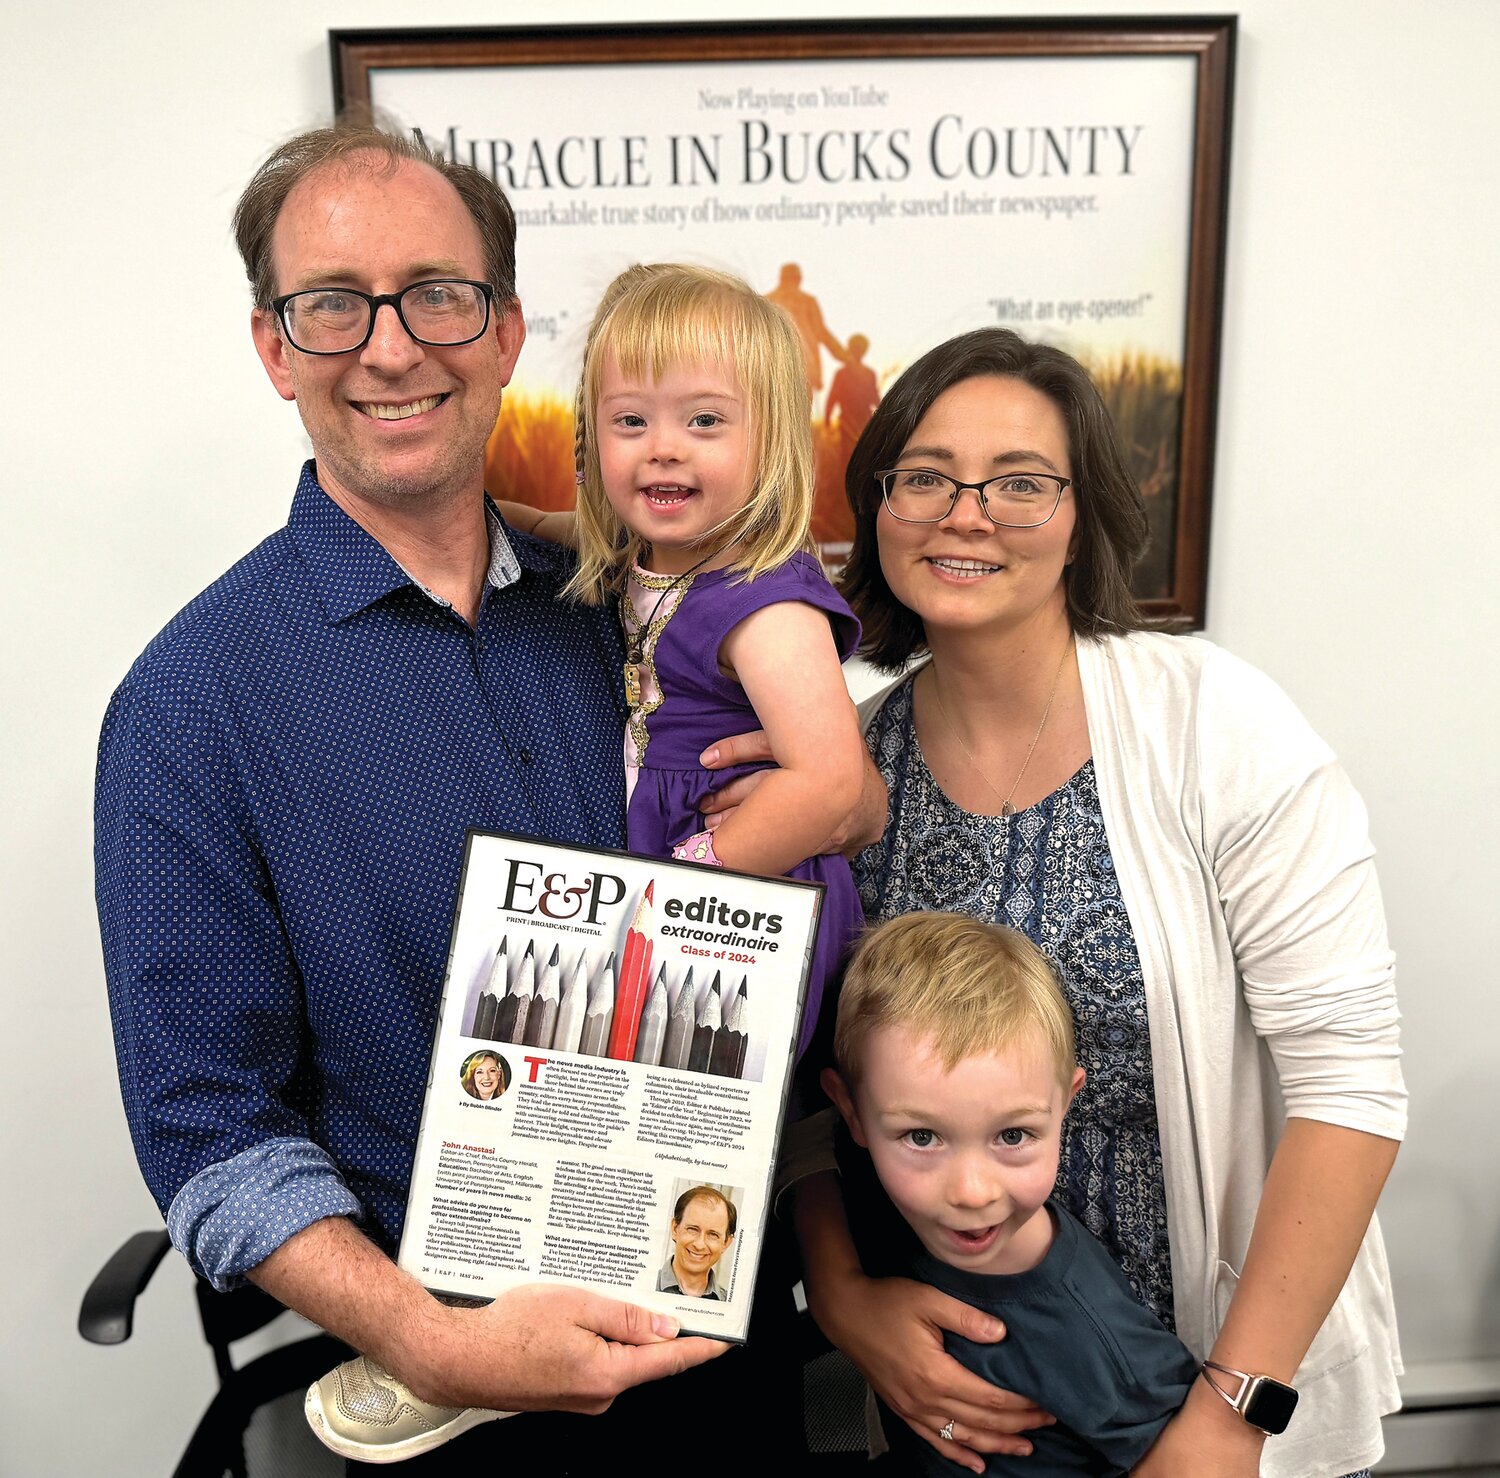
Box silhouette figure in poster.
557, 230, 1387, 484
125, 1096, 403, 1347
825, 334, 881, 464
766, 263, 845, 403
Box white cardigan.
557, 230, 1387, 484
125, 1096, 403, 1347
855, 632, 1405, 1478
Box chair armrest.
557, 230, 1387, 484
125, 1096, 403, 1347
172, 1333, 353, 1478
79, 1229, 172, 1345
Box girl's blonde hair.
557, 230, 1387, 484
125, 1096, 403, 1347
566, 263, 817, 604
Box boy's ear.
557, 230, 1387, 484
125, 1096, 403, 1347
820, 1067, 869, 1147
1066, 1065, 1086, 1109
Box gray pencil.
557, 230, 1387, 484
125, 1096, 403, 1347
472, 937, 507, 1039
688, 971, 722, 1074
660, 965, 696, 1070
524, 942, 561, 1048
711, 977, 745, 1077
494, 940, 535, 1044
462, 937, 495, 1036
552, 951, 589, 1054
731, 977, 750, 1077
633, 963, 670, 1064
578, 950, 615, 1056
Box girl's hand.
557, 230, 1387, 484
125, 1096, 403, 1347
811, 1269, 1054, 1473
1129, 1379, 1265, 1476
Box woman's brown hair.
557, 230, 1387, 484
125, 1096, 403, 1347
840, 328, 1150, 670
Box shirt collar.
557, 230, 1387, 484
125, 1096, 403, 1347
659, 1256, 722, 1298
287, 461, 521, 624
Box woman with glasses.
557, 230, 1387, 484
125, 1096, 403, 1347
793, 328, 1404, 1478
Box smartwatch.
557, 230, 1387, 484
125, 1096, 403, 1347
1201, 1361, 1299, 1435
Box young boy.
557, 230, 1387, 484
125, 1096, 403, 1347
821, 912, 1198, 1476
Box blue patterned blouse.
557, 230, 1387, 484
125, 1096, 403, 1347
854, 676, 1175, 1327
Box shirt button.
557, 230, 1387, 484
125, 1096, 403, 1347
519, 748, 533, 765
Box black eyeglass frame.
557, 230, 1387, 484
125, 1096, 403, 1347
875, 468, 1073, 529
269, 278, 496, 355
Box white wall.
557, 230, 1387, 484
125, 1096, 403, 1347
4, 2, 1497, 1472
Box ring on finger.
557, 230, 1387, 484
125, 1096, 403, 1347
939, 1419, 956, 1442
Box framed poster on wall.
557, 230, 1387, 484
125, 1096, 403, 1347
332, 18, 1234, 625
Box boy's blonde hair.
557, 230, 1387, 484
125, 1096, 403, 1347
834, 913, 1076, 1092
565, 263, 817, 604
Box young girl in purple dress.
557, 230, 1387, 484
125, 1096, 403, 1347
304, 266, 869, 1467
562, 262, 867, 1059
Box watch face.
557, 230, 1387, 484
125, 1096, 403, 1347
1244, 1377, 1299, 1435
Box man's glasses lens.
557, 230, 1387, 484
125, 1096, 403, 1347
277, 280, 491, 354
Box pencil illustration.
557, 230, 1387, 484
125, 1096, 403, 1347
461, 937, 493, 1037
524, 942, 561, 1048
660, 964, 696, 1071
494, 939, 535, 1045
711, 975, 746, 1077
731, 977, 750, 1077
688, 971, 722, 1074
579, 950, 615, 1056
633, 962, 670, 1064
607, 882, 656, 1061
552, 950, 589, 1055
471, 937, 508, 1040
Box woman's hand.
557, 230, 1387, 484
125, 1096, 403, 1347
1129, 1380, 1264, 1477
811, 1269, 1054, 1473
699, 730, 887, 857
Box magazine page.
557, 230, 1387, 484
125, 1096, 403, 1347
398, 830, 822, 1342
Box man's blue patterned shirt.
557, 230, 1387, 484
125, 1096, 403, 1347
96, 464, 627, 1288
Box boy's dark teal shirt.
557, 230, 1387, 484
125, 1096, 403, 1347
887, 1206, 1197, 1475
96, 464, 627, 1287
837, 1120, 1196, 1474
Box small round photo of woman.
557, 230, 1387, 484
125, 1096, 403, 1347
458, 1049, 511, 1102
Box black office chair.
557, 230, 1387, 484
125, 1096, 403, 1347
83, 1225, 867, 1473
79, 1229, 350, 1478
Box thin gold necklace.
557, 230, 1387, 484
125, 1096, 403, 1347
930, 635, 1074, 817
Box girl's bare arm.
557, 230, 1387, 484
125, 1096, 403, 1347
710, 600, 865, 875
495, 502, 578, 548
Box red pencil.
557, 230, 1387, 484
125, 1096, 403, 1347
607, 881, 656, 1060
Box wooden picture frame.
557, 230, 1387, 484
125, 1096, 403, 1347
333, 17, 1234, 625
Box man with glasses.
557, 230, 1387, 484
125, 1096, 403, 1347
96, 123, 819, 1465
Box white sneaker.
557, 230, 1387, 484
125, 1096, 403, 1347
305, 1354, 513, 1464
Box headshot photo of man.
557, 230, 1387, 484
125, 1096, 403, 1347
657, 1185, 738, 1301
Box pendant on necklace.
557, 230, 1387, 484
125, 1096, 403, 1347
1001, 801, 1017, 818
624, 662, 642, 707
